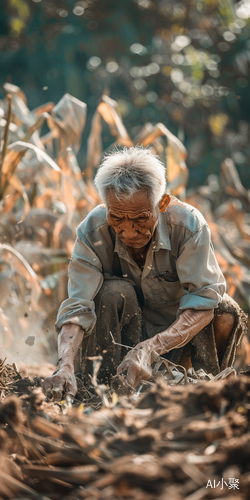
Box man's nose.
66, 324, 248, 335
120, 221, 138, 239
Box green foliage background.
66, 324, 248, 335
1, 0, 250, 188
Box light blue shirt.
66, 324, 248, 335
55, 196, 226, 337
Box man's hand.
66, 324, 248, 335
117, 343, 152, 388
42, 323, 84, 401
117, 309, 214, 387
42, 365, 77, 401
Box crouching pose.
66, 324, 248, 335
43, 147, 247, 400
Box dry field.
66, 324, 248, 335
1, 85, 250, 499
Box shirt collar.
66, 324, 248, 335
152, 211, 171, 251
114, 211, 171, 255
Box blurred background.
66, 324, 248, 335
1, 0, 250, 369
1, 0, 250, 186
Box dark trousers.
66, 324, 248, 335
75, 280, 246, 382
76, 279, 142, 383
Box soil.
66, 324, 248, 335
1, 358, 250, 499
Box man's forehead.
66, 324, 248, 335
107, 189, 152, 209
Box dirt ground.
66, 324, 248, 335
0, 358, 250, 500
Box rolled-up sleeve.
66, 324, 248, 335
176, 223, 226, 315
55, 229, 103, 334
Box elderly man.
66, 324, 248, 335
43, 147, 246, 399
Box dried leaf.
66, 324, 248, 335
0, 244, 41, 310
3, 83, 34, 127
98, 95, 132, 142
85, 110, 103, 181
0, 94, 12, 174
8, 141, 61, 173
52, 93, 87, 154
8, 175, 30, 215
141, 123, 188, 198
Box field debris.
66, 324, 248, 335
1, 84, 250, 499
0, 84, 250, 369
0, 365, 250, 499
25, 336, 35, 347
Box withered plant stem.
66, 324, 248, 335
1, 113, 46, 198
0, 94, 12, 196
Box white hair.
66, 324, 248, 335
94, 146, 166, 207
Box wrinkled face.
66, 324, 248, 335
106, 189, 159, 248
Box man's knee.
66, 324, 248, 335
214, 313, 235, 339
95, 279, 137, 309
213, 296, 239, 347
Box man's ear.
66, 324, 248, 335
159, 193, 171, 213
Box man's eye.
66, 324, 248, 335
111, 215, 122, 221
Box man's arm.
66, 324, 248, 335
55, 233, 103, 334
117, 308, 214, 387
43, 323, 84, 400
43, 223, 104, 400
